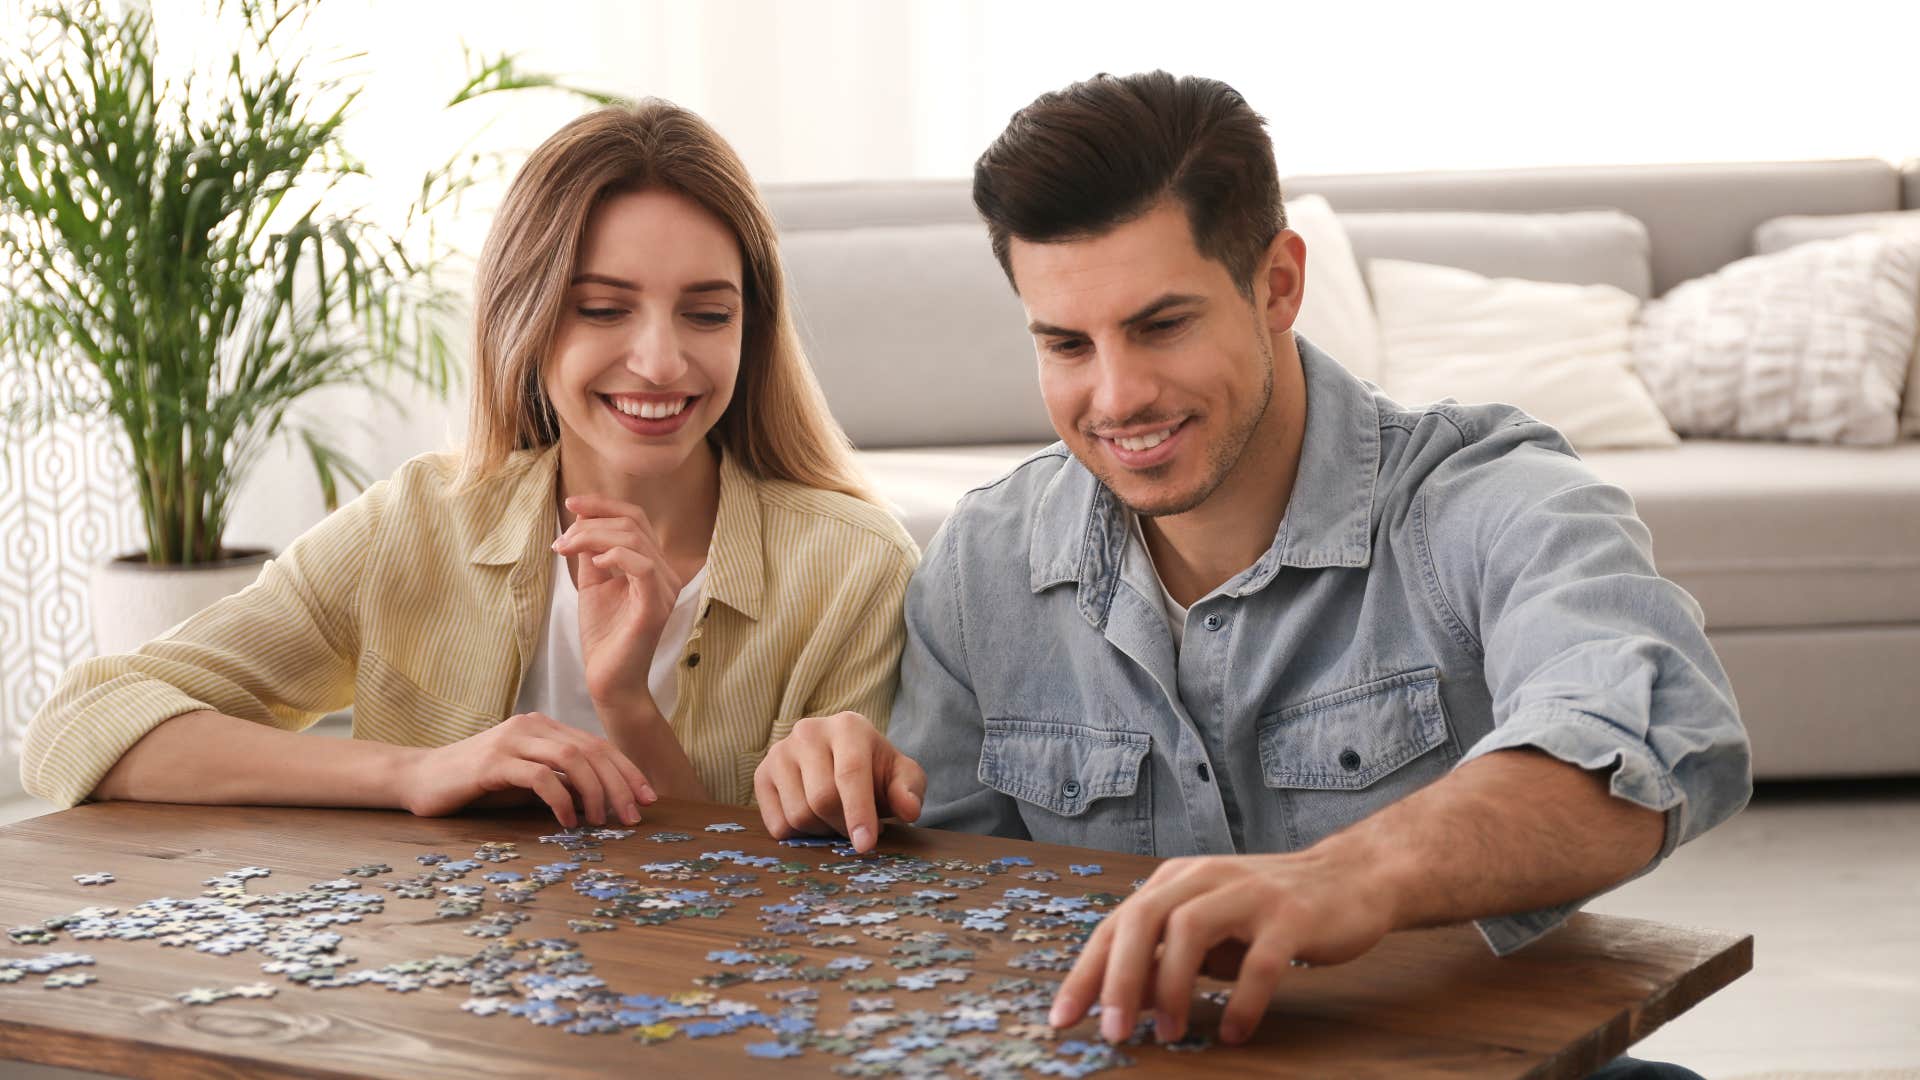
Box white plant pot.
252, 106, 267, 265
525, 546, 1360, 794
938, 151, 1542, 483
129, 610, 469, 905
88, 550, 273, 657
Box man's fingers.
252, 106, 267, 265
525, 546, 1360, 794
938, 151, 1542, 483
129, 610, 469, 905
830, 734, 880, 852
1219, 933, 1293, 1045
754, 759, 794, 839
1094, 898, 1168, 1043
1049, 917, 1114, 1031
886, 753, 927, 823
795, 737, 849, 837
1150, 892, 1243, 1043
1199, 940, 1249, 982
772, 755, 823, 835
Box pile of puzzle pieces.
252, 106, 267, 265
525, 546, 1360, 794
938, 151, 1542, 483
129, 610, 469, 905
3, 821, 1221, 1076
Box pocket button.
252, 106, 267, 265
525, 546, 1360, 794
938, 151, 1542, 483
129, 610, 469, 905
1338, 748, 1362, 772
1061, 779, 1081, 799
1203, 613, 1224, 631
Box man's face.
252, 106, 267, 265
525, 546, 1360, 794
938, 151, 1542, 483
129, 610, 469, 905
1009, 200, 1292, 518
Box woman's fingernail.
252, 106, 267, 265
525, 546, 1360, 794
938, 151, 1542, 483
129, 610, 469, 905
1220, 1019, 1245, 1044
622, 805, 639, 825
1100, 1006, 1127, 1043
851, 825, 873, 850
1153, 1010, 1173, 1042
1047, 998, 1069, 1028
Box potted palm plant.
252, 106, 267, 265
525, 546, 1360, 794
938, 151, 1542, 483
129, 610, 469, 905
0, 0, 588, 655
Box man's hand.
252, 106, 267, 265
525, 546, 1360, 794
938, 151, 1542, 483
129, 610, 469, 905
1049, 847, 1394, 1046
753, 712, 927, 852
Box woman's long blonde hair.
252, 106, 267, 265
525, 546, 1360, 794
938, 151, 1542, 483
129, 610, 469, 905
459, 100, 872, 502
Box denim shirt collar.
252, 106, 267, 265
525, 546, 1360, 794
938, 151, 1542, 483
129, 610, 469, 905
1028, 335, 1380, 628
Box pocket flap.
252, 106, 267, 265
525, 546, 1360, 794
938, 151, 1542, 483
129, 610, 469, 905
1257, 668, 1447, 791
978, 719, 1148, 816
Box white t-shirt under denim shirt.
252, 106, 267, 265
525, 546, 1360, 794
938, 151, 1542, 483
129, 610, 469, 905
1131, 512, 1191, 652
511, 548, 709, 732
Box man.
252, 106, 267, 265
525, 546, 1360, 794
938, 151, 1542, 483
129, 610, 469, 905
752, 71, 1750, 1065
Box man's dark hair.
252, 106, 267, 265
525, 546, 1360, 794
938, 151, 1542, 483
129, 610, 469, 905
972, 70, 1284, 297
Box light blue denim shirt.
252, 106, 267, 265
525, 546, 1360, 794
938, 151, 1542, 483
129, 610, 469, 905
890, 337, 1752, 954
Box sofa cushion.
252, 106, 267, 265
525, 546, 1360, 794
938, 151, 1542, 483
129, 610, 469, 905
862, 440, 1920, 631
1752, 210, 1920, 438
1365, 257, 1677, 451
860, 444, 1047, 548
1632, 232, 1919, 446
1341, 209, 1654, 299
1287, 158, 1900, 295
1284, 194, 1384, 381
780, 223, 1056, 448
1582, 440, 1920, 629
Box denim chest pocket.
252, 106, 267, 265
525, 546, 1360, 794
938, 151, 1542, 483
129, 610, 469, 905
979, 719, 1153, 855
1256, 667, 1459, 849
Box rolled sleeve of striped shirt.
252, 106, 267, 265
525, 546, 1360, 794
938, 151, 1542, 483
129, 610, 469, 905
21, 481, 378, 808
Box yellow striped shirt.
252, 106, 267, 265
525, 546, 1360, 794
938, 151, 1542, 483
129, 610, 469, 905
21, 444, 919, 809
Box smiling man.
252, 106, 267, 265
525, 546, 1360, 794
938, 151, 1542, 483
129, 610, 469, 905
753, 71, 1750, 1074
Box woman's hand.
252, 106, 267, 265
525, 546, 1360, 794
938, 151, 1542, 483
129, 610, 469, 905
398, 711, 656, 827
553, 493, 685, 710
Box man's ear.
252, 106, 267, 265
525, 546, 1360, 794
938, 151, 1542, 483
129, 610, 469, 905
1260, 229, 1307, 336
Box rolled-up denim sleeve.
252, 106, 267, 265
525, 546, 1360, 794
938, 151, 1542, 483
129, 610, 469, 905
888, 519, 1030, 841
1424, 421, 1753, 955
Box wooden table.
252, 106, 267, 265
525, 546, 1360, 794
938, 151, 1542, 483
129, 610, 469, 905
0, 799, 1750, 1079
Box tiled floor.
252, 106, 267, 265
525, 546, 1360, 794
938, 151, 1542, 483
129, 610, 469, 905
0, 778, 1915, 1079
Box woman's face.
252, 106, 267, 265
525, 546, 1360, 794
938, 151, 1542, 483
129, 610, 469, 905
545, 187, 744, 483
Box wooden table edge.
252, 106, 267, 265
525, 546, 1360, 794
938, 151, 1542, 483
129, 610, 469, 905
1530, 928, 1755, 1080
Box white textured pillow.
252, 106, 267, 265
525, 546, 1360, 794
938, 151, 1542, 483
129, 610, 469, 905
1283, 194, 1384, 382
1633, 232, 1920, 446
1752, 211, 1920, 438
1367, 258, 1678, 450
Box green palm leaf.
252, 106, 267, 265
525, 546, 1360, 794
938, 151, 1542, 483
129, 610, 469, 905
0, 0, 598, 564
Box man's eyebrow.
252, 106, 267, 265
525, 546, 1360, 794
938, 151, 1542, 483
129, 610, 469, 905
1026, 292, 1206, 337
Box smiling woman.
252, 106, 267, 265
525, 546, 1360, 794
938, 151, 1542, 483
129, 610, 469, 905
21, 102, 920, 827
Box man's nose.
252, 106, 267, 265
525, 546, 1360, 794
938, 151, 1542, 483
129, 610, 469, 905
1089, 343, 1161, 425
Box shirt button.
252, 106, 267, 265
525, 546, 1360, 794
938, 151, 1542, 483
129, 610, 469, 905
686, 653, 701, 668
1203, 613, 1224, 631
1196, 762, 1211, 782
1062, 779, 1081, 799
1339, 748, 1362, 771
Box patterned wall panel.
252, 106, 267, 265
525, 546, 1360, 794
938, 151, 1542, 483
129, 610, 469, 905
0, 413, 142, 782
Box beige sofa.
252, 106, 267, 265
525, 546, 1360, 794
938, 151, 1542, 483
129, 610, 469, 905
765, 159, 1920, 782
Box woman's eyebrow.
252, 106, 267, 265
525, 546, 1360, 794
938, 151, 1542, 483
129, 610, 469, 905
569, 272, 638, 289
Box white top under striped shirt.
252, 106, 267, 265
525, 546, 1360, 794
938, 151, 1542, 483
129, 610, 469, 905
512, 549, 710, 731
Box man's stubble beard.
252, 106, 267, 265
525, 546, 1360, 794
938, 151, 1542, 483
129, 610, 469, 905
1095, 329, 1276, 520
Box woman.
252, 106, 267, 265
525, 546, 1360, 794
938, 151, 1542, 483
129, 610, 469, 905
21, 102, 918, 829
